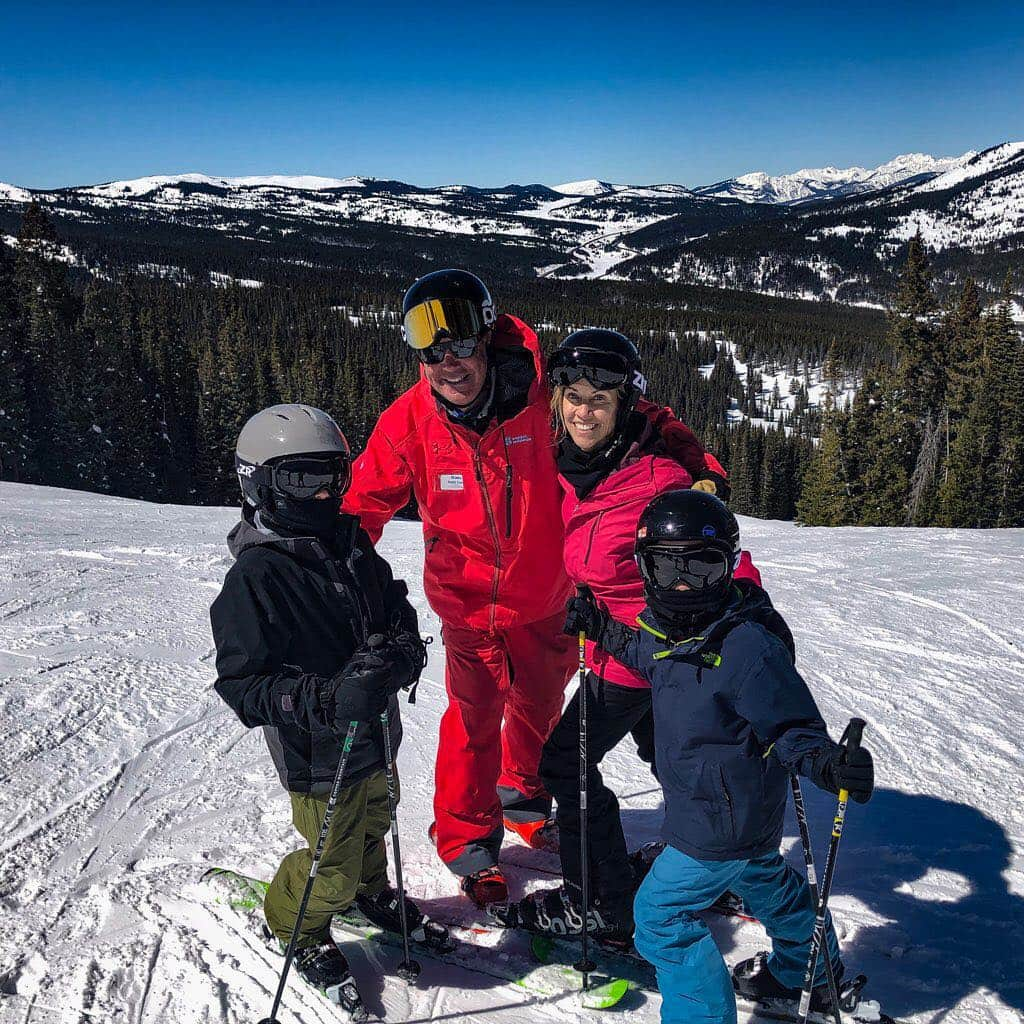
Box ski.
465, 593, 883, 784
202, 867, 630, 1010
202, 868, 370, 1021
529, 933, 900, 1024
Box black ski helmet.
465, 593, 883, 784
549, 328, 647, 417
635, 489, 741, 624
401, 269, 497, 355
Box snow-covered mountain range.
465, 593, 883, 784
0, 143, 1021, 303
694, 152, 972, 205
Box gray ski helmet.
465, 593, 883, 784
235, 404, 351, 508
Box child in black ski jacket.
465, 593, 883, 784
211, 404, 427, 1011
564, 489, 874, 1024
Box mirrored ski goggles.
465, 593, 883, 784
549, 349, 630, 390
638, 545, 732, 591
238, 454, 352, 500
403, 297, 491, 355
271, 455, 352, 499
415, 334, 486, 365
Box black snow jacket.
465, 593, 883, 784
211, 508, 419, 794
597, 581, 840, 862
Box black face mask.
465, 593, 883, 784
645, 581, 731, 635
264, 492, 340, 539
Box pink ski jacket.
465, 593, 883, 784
560, 417, 761, 689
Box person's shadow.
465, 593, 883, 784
623, 786, 1024, 1021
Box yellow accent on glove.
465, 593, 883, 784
692, 478, 718, 495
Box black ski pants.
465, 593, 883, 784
539, 671, 654, 913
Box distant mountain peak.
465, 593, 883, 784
696, 151, 975, 205
551, 179, 619, 196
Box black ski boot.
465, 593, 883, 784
629, 842, 753, 919
293, 940, 367, 1021
488, 886, 633, 949
627, 840, 665, 888
355, 885, 455, 952
733, 952, 843, 1014
356, 886, 425, 933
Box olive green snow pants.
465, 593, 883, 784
264, 769, 393, 947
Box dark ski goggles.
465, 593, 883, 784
549, 348, 630, 390
638, 544, 732, 592
238, 454, 352, 500
270, 455, 351, 499
415, 334, 485, 365
404, 296, 493, 359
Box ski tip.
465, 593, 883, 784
577, 977, 630, 1010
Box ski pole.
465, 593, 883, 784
259, 719, 360, 1024
573, 587, 596, 990
789, 774, 842, 1024
797, 718, 865, 1024
379, 707, 421, 983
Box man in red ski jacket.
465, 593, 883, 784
343, 270, 731, 904
342, 269, 576, 904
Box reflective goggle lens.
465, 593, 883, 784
272, 455, 351, 499
549, 348, 630, 390
404, 298, 486, 352
416, 335, 484, 365
639, 546, 730, 591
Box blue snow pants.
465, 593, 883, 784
633, 845, 842, 1024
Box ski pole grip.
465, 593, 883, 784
843, 717, 866, 757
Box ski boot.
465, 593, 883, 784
460, 866, 508, 907
503, 816, 560, 853
488, 886, 633, 950
627, 840, 665, 888
733, 951, 858, 1015
355, 885, 455, 952
628, 842, 752, 919
293, 940, 367, 1021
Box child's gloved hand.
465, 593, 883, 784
826, 743, 874, 803
563, 586, 607, 641
321, 636, 394, 728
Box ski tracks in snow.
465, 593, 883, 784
2, 487, 1023, 1023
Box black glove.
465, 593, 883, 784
320, 638, 392, 730
563, 587, 608, 642
825, 743, 874, 804
692, 472, 731, 503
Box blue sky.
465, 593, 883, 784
3, 1, 1024, 188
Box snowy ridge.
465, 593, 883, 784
911, 141, 1024, 194
0, 481, 1022, 1023
696, 152, 972, 204
0, 182, 32, 203
80, 173, 370, 198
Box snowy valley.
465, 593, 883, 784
1, 143, 1022, 304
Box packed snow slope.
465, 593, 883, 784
1, 483, 1022, 1024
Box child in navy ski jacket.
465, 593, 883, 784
564, 489, 874, 1024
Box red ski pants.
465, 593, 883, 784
433, 611, 575, 875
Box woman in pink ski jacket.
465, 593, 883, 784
493, 328, 760, 944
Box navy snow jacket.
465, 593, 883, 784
598, 581, 841, 862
